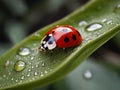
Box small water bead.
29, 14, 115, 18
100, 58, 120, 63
83, 70, 93, 79
41, 62, 45, 67
11, 78, 14, 81
21, 75, 25, 80
35, 64, 39, 68
106, 19, 113, 25
41, 74, 44, 77
32, 77, 35, 80
79, 21, 87, 26
27, 73, 31, 77
114, 4, 120, 14
3, 75, 6, 78
101, 18, 107, 22
18, 47, 31, 56
86, 23, 103, 32
34, 72, 39, 76
28, 69, 31, 72
31, 66, 34, 69
8, 72, 12, 75
14, 60, 26, 72
34, 32, 40, 37
45, 70, 48, 74
30, 56, 34, 60
15, 79, 18, 82
4, 60, 10, 67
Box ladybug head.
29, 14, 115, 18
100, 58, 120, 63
40, 34, 56, 51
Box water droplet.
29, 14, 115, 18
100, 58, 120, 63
35, 64, 39, 68
114, 4, 120, 14
14, 60, 26, 72
31, 66, 34, 69
45, 70, 48, 74
34, 72, 38, 76
41, 73, 44, 77
83, 70, 93, 79
27, 73, 31, 77
32, 77, 35, 80
15, 79, 18, 82
11, 78, 14, 81
21, 76, 25, 80
3, 75, 6, 78
30, 56, 34, 60
106, 19, 113, 25
8, 72, 12, 75
41, 62, 45, 67
28, 69, 31, 72
79, 21, 87, 26
4, 60, 10, 67
34, 32, 40, 37
101, 18, 107, 22
86, 23, 103, 32
18, 47, 31, 56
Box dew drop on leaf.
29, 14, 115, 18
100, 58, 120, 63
30, 56, 34, 60
18, 47, 31, 56
34, 72, 39, 76
101, 18, 107, 22
21, 75, 25, 80
83, 70, 93, 79
106, 19, 113, 25
41, 62, 45, 67
86, 23, 103, 32
27, 73, 31, 77
4, 60, 10, 67
78, 21, 87, 26
14, 60, 26, 72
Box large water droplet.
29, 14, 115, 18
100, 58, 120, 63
86, 23, 103, 32
79, 21, 87, 26
83, 70, 93, 79
18, 47, 31, 56
14, 60, 26, 72
114, 4, 120, 14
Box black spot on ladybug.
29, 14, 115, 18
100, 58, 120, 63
72, 34, 76, 41
64, 37, 69, 43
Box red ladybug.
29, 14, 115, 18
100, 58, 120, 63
40, 25, 82, 52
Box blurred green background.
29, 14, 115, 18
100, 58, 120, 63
1, 0, 120, 90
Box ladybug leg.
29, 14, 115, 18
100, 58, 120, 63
50, 50, 53, 56
63, 48, 68, 53
38, 46, 41, 50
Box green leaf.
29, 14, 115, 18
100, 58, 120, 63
0, 0, 120, 89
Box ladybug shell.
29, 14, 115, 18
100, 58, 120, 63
46, 26, 82, 48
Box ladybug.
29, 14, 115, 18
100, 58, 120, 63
40, 25, 82, 52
